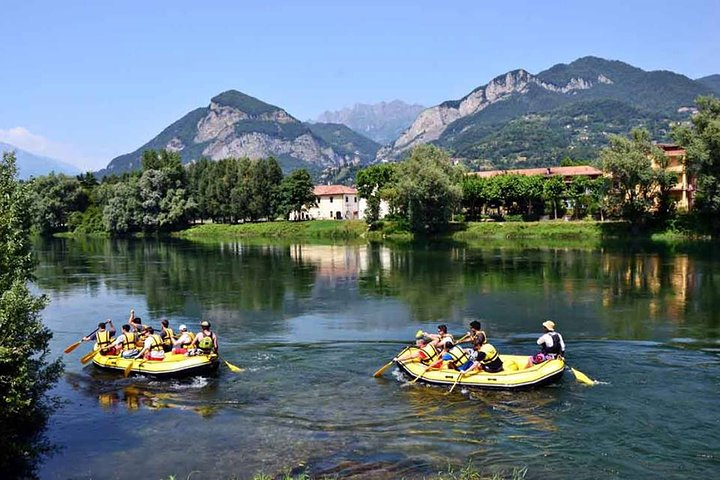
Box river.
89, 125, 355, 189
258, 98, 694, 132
36, 237, 720, 479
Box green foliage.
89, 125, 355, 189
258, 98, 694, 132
601, 128, 674, 227
393, 145, 464, 233
0, 152, 62, 477
28, 173, 89, 235
356, 163, 397, 224
672, 95, 720, 234
278, 169, 317, 220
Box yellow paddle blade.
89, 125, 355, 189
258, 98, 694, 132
80, 349, 98, 364
373, 360, 394, 378
223, 358, 244, 373
571, 367, 595, 385
64, 340, 82, 354
124, 359, 135, 377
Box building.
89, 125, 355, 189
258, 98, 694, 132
655, 144, 694, 211
308, 185, 361, 220
469, 165, 603, 183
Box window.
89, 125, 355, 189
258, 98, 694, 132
330, 196, 333, 203
354, 196, 357, 203
346, 196, 349, 202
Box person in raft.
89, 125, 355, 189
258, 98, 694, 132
526, 320, 565, 368
456, 319, 486, 345
83, 320, 116, 355
172, 324, 195, 354
420, 324, 455, 349
394, 332, 439, 364
459, 333, 504, 373
135, 326, 165, 360
109, 324, 140, 358
187, 320, 218, 356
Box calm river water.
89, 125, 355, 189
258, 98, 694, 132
36, 238, 720, 479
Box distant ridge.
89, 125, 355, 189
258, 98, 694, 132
379, 56, 716, 169
0, 141, 80, 179
315, 100, 425, 145
98, 90, 380, 178
696, 74, 720, 96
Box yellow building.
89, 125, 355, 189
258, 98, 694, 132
655, 144, 694, 212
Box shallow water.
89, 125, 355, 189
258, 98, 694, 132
36, 238, 720, 479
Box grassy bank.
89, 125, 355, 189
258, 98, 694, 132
173, 220, 369, 241
449, 220, 620, 241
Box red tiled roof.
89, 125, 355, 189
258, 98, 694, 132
313, 185, 358, 196
470, 165, 602, 178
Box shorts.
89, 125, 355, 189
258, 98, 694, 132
121, 349, 139, 358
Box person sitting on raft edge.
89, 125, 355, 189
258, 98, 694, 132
394, 331, 439, 364
526, 320, 565, 368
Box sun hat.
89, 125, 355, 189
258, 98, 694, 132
542, 320, 556, 331
200, 320, 211, 328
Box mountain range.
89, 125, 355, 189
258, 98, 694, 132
99, 56, 720, 178
98, 90, 380, 178
0, 142, 80, 179
379, 56, 719, 168
315, 100, 425, 144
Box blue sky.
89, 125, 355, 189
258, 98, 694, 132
1, 0, 718, 170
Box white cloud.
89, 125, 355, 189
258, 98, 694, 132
0, 127, 106, 171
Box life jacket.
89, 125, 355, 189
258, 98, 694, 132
198, 334, 214, 352
121, 332, 137, 351
419, 343, 438, 363
479, 343, 503, 371
96, 330, 112, 349
540, 332, 563, 355
179, 332, 195, 349
162, 327, 174, 347
446, 345, 469, 367
149, 334, 164, 352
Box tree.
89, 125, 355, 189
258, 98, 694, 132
392, 145, 464, 233
672, 95, 720, 234
356, 163, 397, 224
0, 152, 63, 477
543, 175, 566, 219
29, 173, 89, 235
601, 128, 673, 227
278, 169, 316, 220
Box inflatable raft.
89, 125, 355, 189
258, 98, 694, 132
395, 348, 565, 390
91, 352, 219, 378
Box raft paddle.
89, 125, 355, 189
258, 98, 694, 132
124, 358, 137, 377
570, 366, 596, 385
80, 348, 101, 364
446, 371, 467, 395
373, 346, 412, 377
219, 355, 243, 373
64, 324, 103, 354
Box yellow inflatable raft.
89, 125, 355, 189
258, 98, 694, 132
395, 348, 565, 390
92, 352, 219, 378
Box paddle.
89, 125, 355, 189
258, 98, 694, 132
373, 346, 411, 378
63, 325, 103, 354
569, 366, 596, 385
410, 363, 436, 384
80, 348, 101, 364
219, 355, 243, 373
124, 357, 139, 377
446, 370, 468, 395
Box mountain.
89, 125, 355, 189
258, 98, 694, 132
99, 90, 380, 177
379, 57, 716, 167
0, 142, 80, 179
315, 100, 425, 144
696, 74, 720, 95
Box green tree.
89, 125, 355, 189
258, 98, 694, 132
543, 175, 566, 219
278, 169, 316, 220
601, 128, 673, 227
28, 173, 89, 235
392, 145, 464, 233
0, 152, 63, 477
672, 95, 720, 234
356, 163, 397, 224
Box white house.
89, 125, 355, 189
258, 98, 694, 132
308, 185, 361, 220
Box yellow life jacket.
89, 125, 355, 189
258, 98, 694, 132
162, 327, 174, 347
446, 345, 469, 366
149, 334, 164, 352
479, 343, 499, 365
121, 332, 137, 351
179, 332, 195, 348
419, 343, 438, 362
96, 330, 112, 349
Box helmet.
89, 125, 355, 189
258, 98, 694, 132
179, 324, 187, 331
542, 320, 556, 331
200, 320, 211, 328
